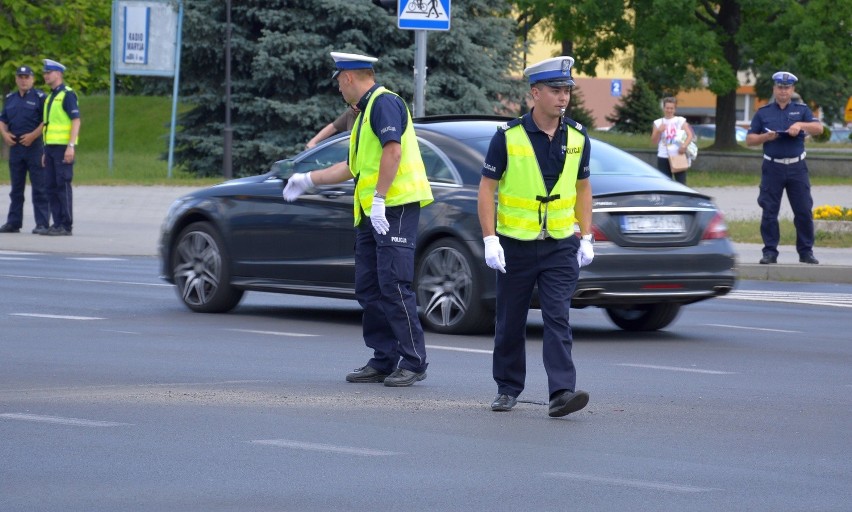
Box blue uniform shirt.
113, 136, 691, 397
354, 83, 407, 147
482, 110, 591, 191
749, 101, 814, 159
0, 88, 45, 137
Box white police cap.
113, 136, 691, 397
772, 71, 798, 85
330, 51, 378, 79
524, 56, 575, 87
43, 59, 66, 72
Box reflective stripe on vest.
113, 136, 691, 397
43, 87, 74, 145
496, 123, 584, 240
348, 87, 433, 226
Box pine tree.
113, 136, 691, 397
174, 0, 524, 177
606, 79, 659, 134
565, 86, 595, 130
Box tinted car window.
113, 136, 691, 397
295, 138, 350, 174
589, 140, 661, 177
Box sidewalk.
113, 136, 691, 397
1, 184, 850, 284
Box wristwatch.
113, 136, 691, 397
68, 143, 75, 149
581, 233, 594, 244
374, 191, 386, 199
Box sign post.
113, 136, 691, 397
397, 0, 451, 117
110, 0, 183, 177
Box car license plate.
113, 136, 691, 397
620, 215, 686, 233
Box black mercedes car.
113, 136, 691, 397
160, 115, 736, 334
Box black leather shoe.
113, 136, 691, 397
32, 225, 49, 235
383, 368, 426, 387
46, 226, 71, 236
759, 254, 777, 264
548, 390, 590, 417
345, 365, 389, 383
0, 223, 21, 233
490, 394, 517, 412
799, 253, 819, 264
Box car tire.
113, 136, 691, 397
604, 303, 681, 331
415, 238, 492, 335
171, 221, 244, 313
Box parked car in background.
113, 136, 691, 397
691, 124, 748, 142
159, 116, 737, 334
828, 127, 851, 143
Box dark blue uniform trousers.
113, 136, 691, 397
354, 203, 428, 374
493, 235, 580, 400
6, 142, 49, 229
757, 160, 814, 257
44, 145, 74, 231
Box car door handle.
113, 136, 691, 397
320, 190, 347, 198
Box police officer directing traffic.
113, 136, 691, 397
477, 56, 593, 417
41, 58, 81, 236
0, 65, 49, 234
283, 52, 434, 387
746, 71, 823, 265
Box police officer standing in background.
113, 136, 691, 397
746, 71, 823, 265
0, 65, 49, 234
283, 52, 434, 387
477, 56, 593, 417
41, 59, 80, 236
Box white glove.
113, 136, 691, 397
282, 172, 314, 202
483, 235, 506, 273
371, 196, 390, 235
577, 238, 594, 268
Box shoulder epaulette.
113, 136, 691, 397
498, 117, 523, 132
4, 91, 12, 99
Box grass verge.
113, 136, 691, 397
727, 219, 852, 248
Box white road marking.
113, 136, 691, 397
69, 257, 126, 261
704, 323, 800, 333
544, 472, 720, 493
617, 363, 735, 375
228, 329, 319, 337
101, 329, 141, 335
0, 256, 32, 261
0, 250, 41, 255
11, 313, 105, 321
0, 274, 169, 287
250, 439, 400, 457
0, 413, 131, 427
723, 290, 852, 309
426, 344, 492, 354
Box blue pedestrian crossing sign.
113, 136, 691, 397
398, 0, 451, 31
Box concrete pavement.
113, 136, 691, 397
0, 184, 850, 283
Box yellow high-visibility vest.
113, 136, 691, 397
497, 122, 584, 240
348, 87, 433, 226
43, 86, 77, 145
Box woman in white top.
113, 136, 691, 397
650, 97, 694, 185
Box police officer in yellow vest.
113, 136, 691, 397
477, 56, 593, 417
283, 52, 433, 387
41, 59, 80, 236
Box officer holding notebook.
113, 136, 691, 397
746, 71, 824, 265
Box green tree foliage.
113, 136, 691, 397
511, 0, 631, 77
606, 79, 658, 134
632, 0, 852, 148
566, 86, 595, 130
175, 0, 524, 177
0, 0, 111, 94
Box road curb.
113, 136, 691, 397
737, 264, 852, 284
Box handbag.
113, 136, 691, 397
668, 152, 690, 173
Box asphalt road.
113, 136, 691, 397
1, 254, 851, 511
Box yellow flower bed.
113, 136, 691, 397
813, 205, 852, 221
